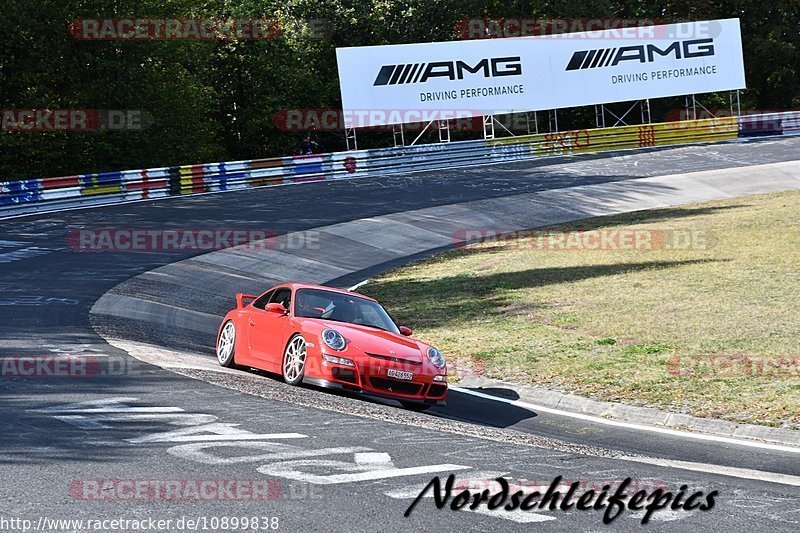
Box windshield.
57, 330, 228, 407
294, 288, 400, 334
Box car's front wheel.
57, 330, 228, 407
282, 334, 307, 385
217, 320, 237, 367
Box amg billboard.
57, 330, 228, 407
335, 18, 745, 128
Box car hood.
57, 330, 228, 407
317, 321, 425, 362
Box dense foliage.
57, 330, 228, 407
1, 0, 797, 180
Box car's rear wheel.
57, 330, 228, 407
282, 334, 307, 385
401, 401, 432, 411
217, 320, 237, 367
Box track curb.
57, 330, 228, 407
454, 375, 800, 447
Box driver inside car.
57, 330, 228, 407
330, 299, 359, 324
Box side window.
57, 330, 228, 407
269, 288, 292, 310
251, 290, 275, 310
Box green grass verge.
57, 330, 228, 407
362, 190, 800, 428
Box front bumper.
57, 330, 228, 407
307, 354, 448, 405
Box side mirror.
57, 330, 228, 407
266, 303, 288, 315
399, 326, 413, 336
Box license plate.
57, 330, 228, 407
387, 369, 413, 381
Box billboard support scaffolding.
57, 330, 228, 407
596, 100, 653, 128
407, 119, 452, 145
526, 111, 539, 135
730, 89, 742, 116
409, 120, 434, 146
482, 114, 519, 139
483, 115, 495, 139
438, 120, 451, 143
642, 99, 652, 124
684, 90, 741, 121
549, 110, 559, 133
345, 127, 358, 151
393, 123, 405, 147
685, 94, 698, 120
595, 105, 606, 128
687, 94, 715, 119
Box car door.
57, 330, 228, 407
243, 289, 273, 364
248, 286, 292, 368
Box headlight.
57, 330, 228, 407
322, 354, 355, 366
427, 346, 445, 369
322, 329, 346, 351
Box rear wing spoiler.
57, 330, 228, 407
236, 293, 258, 309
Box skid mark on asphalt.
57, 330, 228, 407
0, 243, 52, 264
0, 295, 80, 306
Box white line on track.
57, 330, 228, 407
453, 387, 800, 487
614, 456, 800, 487
451, 386, 800, 455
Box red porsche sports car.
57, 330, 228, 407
215, 283, 447, 409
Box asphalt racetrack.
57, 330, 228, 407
3, 137, 800, 531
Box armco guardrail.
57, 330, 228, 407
1, 112, 798, 217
